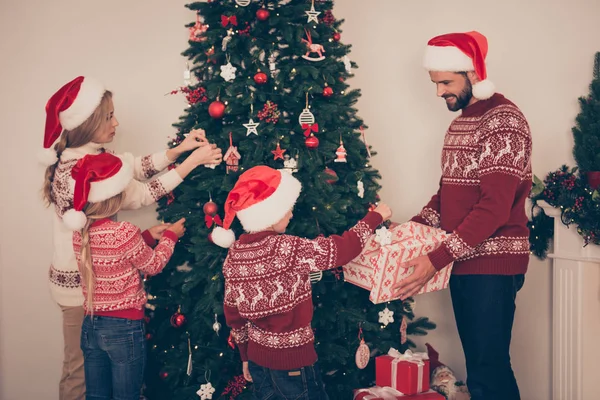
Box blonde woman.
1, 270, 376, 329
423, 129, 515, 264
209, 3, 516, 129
41, 76, 222, 400
68, 152, 183, 400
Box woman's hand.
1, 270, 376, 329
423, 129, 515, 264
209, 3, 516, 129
148, 223, 172, 240
243, 362, 253, 382
167, 129, 208, 160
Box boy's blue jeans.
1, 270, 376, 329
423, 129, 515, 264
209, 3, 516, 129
248, 360, 330, 400
80, 315, 145, 400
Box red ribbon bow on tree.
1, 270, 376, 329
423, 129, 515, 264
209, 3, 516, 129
205, 214, 223, 228
302, 123, 319, 137
221, 15, 238, 27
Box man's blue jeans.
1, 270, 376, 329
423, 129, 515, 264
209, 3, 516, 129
80, 315, 145, 400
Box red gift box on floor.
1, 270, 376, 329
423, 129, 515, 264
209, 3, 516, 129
354, 388, 445, 400
376, 349, 430, 395
343, 222, 453, 304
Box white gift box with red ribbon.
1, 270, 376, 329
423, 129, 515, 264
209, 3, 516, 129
343, 222, 453, 304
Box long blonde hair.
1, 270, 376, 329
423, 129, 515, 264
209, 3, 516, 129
79, 192, 124, 313
42, 91, 113, 206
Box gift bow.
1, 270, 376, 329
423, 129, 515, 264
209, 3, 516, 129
302, 123, 319, 137
387, 348, 428, 366
221, 15, 238, 27
354, 386, 404, 400
205, 214, 223, 228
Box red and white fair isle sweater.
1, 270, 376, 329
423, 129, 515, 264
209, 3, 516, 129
223, 212, 383, 370
412, 93, 532, 275
73, 219, 177, 319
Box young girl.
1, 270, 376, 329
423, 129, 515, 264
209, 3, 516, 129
70, 152, 184, 400
211, 166, 392, 399
41, 76, 222, 399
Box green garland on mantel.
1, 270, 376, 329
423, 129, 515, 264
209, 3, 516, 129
528, 166, 600, 259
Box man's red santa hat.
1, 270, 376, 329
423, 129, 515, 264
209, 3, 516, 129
41, 76, 106, 166
423, 31, 495, 100
211, 165, 302, 248
62, 152, 133, 231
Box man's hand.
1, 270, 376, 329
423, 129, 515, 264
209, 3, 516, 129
393, 255, 437, 300
243, 361, 252, 382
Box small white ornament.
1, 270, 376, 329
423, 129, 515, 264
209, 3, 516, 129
183, 63, 192, 86
309, 270, 323, 283
187, 337, 193, 376
357, 180, 364, 198
197, 382, 216, 399
212, 314, 221, 336
375, 226, 392, 246
298, 108, 315, 125
282, 154, 298, 173
305, 2, 321, 23
235, 0, 251, 6
355, 339, 370, 369
343, 55, 352, 74
222, 29, 233, 51
243, 118, 259, 136
378, 306, 395, 327
220, 62, 237, 82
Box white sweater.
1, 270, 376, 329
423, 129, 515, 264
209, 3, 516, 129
48, 142, 182, 306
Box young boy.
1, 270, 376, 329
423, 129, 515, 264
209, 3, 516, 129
211, 165, 392, 399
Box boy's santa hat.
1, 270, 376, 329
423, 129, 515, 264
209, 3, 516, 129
41, 76, 106, 166
62, 152, 133, 231
210, 165, 302, 248
423, 31, 495, 100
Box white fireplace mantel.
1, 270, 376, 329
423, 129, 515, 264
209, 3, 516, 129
538, 201, 600, 400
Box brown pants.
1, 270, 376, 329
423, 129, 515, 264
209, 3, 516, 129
59, 305, 86, 400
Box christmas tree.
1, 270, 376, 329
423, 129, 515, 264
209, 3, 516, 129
145, 1, 435, 398
573, 52, 600, 177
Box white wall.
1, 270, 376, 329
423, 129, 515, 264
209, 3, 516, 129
1, 0, 599, 399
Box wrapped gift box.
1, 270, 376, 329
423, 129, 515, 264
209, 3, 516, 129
354, 388, 445, 400
343, 221, 453, 304
376, 349, 430, 395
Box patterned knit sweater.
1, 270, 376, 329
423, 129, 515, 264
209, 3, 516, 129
223, 212, 382, 370
73, 219, 177, 317
412, 93, 532, 275
49, 142, 182, 306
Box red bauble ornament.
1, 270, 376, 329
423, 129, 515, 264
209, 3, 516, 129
305, 135, 319, 149
322, 86, 333, 97
160, 371, 169, 379
203, 201, 218, 216
324, 168, 338, 184
254, 71, 268, 85
256, 8, 270, 21
333, 32, 341, 42
170, 312, 186, 328
208, 100, 226, 119
146, 333, 153, 340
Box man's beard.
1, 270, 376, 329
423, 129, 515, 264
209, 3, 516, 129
443, 80, 473, 112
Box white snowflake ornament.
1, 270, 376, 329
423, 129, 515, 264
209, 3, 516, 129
197, 382, 216, 399
357, 180, 364, 198
378, 306, 394, 327
219, 62, 237, 82
375, 226, 392, 246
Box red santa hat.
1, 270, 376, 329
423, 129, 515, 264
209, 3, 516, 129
40, 76, 106, 166
423, 31, 495, 100
62, 152, 133, 230
210, 165, 302, 248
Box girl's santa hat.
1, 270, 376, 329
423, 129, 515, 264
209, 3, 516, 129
62, 152, 133, 231
423, 31, 495, 100
210, 165, 302, 248
41, 76, 106, 166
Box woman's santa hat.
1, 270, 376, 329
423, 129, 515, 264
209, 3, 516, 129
423, 31, 495, 100
62, 152, 133, 230
40, 76, 106, 166
211, 165, 302, 248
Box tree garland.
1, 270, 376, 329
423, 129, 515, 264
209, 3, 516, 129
528, 165, 600, 259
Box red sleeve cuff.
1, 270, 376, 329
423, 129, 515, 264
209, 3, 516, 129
161, 230, 179, 243
428, 244, 455, 271
363, 211, 384, 230
410, 215, 427, 225
141, 230, 157, 248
